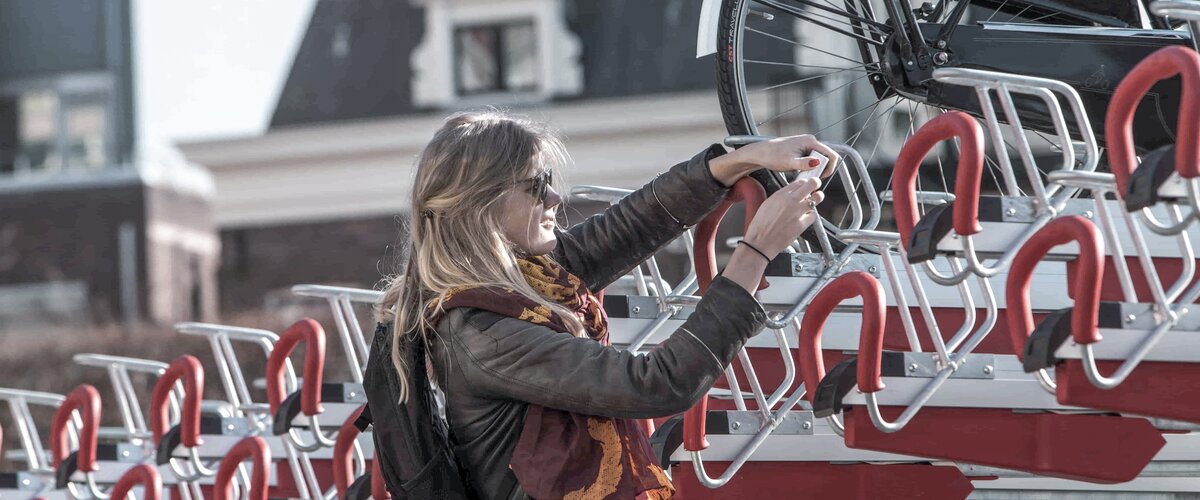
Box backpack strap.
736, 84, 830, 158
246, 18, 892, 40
354, 404, 372, 432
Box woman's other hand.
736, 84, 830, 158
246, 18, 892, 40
722, 177, 825, 294
709, 135, 840, 187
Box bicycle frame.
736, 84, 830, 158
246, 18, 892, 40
698, 0, 1193, 151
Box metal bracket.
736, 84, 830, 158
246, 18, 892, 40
785, 253, 881, 278
726, 410, 814, 436
901, 352, 996, 380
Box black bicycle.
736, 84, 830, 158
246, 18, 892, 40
714, 0, 1195, 200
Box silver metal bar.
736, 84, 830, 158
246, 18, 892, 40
327, 297, 365, 384
290, 284, 383, 304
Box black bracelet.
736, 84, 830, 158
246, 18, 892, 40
738, 240, 772, 263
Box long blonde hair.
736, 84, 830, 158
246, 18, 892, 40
377, 110, 585, 402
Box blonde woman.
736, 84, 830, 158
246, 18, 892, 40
367, 111, 835, 499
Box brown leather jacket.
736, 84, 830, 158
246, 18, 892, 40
427, 146, 769, 499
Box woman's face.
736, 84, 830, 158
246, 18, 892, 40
499, 168, 562, 255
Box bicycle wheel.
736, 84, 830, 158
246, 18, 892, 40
715, 0, 1108, 231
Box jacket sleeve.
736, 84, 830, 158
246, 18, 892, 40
440, 276, 767, 419
551, 145, 731, 292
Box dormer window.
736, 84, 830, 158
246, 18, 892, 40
410, 0, 582, 108
455, 21, 538, 96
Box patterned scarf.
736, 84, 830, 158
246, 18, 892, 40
428, 255, 674, 499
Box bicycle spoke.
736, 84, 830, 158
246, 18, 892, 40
756, 0, 885, 46
756, 72, 873, 127
744, 59, 876, 72
763, 0, 891, 32
814, 95, 889, 136
1005, 4, 1034, 23
746, 27, 874, 67
985, 0, 1011, 23
749, 66, 867, 94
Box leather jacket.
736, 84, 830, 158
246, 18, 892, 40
427, 145, 769, 499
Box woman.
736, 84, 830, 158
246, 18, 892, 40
372, 110, 835, 499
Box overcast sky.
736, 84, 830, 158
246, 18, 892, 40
132, 0, 317, 147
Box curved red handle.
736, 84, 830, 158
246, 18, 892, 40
50, 385, 101, 472
683, 177, 768, 452
332, 405, 392, 499
213, 436, 271, 500
149, 355, 204, 448
891, 111, 985, 245
108, 464, 162, 500
1005, 216, 1105, 356
693, 177, 769, 294
371, 452, 390, 499
797, 271, 888, 402
1106, 46, 1200, 195
266, 318, 326, 416
334, 405, 365, 498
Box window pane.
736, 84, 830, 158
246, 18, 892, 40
66, 100, 108, 170
503, 24, 538, 91
457, 27, 499, 94
18, 91, 59, 174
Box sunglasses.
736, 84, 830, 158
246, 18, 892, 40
515, 170, 553, 204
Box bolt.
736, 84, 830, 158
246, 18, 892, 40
349, 392, 357, 399
227, 424, 236, 432
22, 478, 30, 486
983, 365, 993, 375
908, 363, 919, 373
122, 450, 131, 458
936, 40, 947, 48
1083, 211, 1094, 219
868, 266, 878, 274
802, 421, 812, 430
906, 60, 915, 67
632, 306, 641, 314
1005, 208, 1017, 216
872, 75, 881, 81
1126, 314, 1137, 324
933, 52, 949, 65
732, 421, 742, 430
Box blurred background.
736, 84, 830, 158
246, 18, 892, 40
0, 0, 742, 463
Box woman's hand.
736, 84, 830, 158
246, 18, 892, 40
722, 177, 825, 294
743, 177, 825, 257
709, 135, 840, 187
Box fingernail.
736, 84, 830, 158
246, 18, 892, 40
808, 158, 821, 168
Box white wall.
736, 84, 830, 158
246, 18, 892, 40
179, 91, 730, 228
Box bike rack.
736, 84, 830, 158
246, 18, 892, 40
1108, 45, 1200, 236
904, 68, 1098, 286
72, 354, 170, 444
800, 268, 1166, 483
1014, 217, 1200, 423
677, 154, 884, 487
291, 284, 385, 383
106, 464, 161, 500
332, 405, 388, 500
212, 437, 270, 500
266, 318, 372, 499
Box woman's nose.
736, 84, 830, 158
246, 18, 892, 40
543, 184, 562, 208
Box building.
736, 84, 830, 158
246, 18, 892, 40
0, 0, 219, 329
179, 0, 790, 312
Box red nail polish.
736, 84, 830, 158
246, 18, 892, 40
808, 158, 821, 168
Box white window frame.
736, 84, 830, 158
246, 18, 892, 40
410, 0, 582, 108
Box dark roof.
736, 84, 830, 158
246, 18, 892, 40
565, 0, 715, 100
270, 0, 425, 128
269, 0, 746, 128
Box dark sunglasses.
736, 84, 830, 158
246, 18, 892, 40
515, 170, 553, 204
